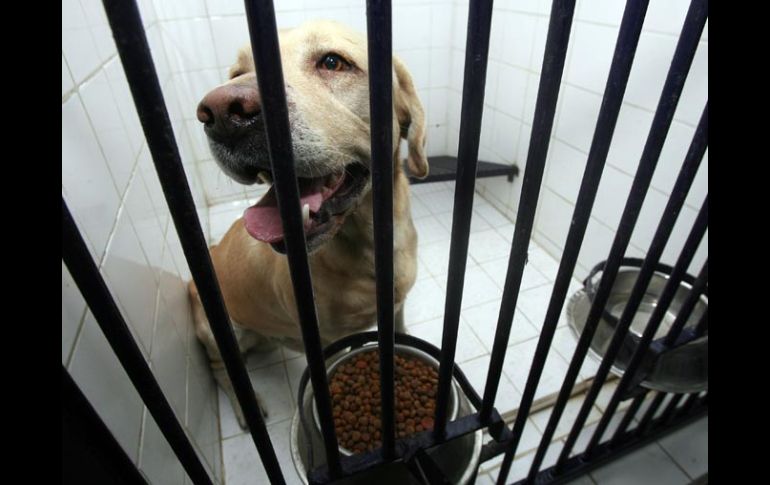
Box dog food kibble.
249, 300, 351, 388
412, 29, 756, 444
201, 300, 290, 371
329, 351, 440, 453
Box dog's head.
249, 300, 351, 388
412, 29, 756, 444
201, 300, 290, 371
197, 20, 428, 253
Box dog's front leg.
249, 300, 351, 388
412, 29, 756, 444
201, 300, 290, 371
395, 305, 407, 335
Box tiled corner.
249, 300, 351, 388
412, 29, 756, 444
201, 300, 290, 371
62, 0, 102, 84
151, 304, 190, 420
62, 95, 122, 261
101, 207, 159, 357
67, 312, 145, 463
139, 408, 186, 485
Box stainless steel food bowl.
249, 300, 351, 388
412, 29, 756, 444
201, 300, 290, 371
292, 342, 481, 485
312, 343, 459, 456
567, 263, 708, 393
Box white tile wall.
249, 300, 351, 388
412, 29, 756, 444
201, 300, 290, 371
62, 1, 219, 481
62, 0, 103, 84
456, 0, 709, 285
68, 312, 146, 462
62, 95, 122, 261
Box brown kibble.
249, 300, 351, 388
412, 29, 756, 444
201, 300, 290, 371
328, 349, 444, 454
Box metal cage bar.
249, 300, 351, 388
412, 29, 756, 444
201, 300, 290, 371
366, 0, 397, 459
434, 0, 495, 437
492, 0, 578, 481
241, 0, 342, 477
62, 200, 212, 485
554, 0, 708, 471
480, 2, 584, 419
99, 0, 286, 483
520, 0, 651, 479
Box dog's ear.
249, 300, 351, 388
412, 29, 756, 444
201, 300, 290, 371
229, 46, 255, 79
393, 56, 429, 179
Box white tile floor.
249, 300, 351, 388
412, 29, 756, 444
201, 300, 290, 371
206, 181, 707, 484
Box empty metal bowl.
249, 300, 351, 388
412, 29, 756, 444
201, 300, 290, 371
567, 261, 708, 393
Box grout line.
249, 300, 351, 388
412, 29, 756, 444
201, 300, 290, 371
64, 306, 89, 370
61, 52, 120, 103
136, 405, 148, 469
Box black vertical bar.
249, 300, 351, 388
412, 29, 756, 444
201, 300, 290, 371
554, 0, 708, 470
550, 101, 707, 473
482, 0, 637, 425
490, 0, 651, 479
100, 1, 285, 482
366, 0, 396, 459
584, 252, 709, 458
62, 201, 212, 485
434, 0, 495, 437
242, 0, 342, 476
492, 0, 578, 482
62, 366, 149, 485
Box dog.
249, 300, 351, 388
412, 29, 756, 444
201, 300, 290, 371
188, 20, 429, 427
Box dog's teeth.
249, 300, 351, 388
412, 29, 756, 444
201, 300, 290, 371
302, 203, 310, 225
257, 171, 272, 184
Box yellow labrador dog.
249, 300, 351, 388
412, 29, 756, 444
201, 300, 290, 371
189, 20, 428, 426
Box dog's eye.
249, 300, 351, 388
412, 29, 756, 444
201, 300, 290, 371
318, 53, 353, 72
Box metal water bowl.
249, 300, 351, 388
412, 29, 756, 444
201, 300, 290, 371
290, 342, 482, 484
567, 261, 708, 393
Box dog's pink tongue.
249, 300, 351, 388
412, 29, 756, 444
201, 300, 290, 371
243, 186, 323, 243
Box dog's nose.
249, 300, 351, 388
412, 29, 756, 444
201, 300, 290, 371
197, 84, 262, 140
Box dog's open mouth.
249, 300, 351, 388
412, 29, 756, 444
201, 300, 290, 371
243, 163, 370, 252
